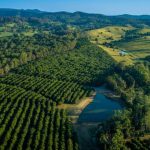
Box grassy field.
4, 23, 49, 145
137, 27, 150, 34
99, 45, 134, 65
87, 26, 134, 44
0, 23, 36, 37
0, 32, 13, 37
23, 31, 37, 36
116, 36, 150, 59
6, 23, 16, 27
88, 26, 150, 65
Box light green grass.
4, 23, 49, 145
0, 27, 5, 32
99, 45, 133, 65
116, 37, 150, 59
6, 23, 16, 27
87, 26, 135, 65
0, 32, 13, 37
137, 28, 150, 34
87, 26, 134, 44
23, 31, 37, 36
88, 26, 150, 65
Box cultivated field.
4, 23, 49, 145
88, 26, 150, 65
116, 36, 150, 59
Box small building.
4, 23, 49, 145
119, 50, 128, 56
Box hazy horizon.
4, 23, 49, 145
0, 8, 150, 17
0, 0, 150, 15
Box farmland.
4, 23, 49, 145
88, 26, 150, 64
0, 8, 150, 150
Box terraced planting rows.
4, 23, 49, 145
0, 39, 115, 150
127, 139, 150, 150
0, 74, 93, 104
13, 39, 115, 85
0, 83, 78, 150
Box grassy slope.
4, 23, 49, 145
88, 26, 134, 44
0, 23, 37, 37
88, 26, 150, 65
99, 45, 134, 65
87, 26, 134, 65
137, 27, 150, 34
116, 36, 150, 59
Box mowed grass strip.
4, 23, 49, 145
99, 45, 133, 65
116, 37, 150, 59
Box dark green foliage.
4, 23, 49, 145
144, 55, 150, 62
1, 9, 150, 150
0, 74, 93, 104
0, 35, 114, 150
13, 39, 115, 85
97, 62, 150, 150
97, 110, 131, 150
128, 63, 150, 86
0, 33, 76, 75
107, 62, 150, 104
127, 138, 150, 150
0, 83, 78, 150
1, 9, 150, 29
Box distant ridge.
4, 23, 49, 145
117, 14, 150, 19
0, 8, 150, 29
0, 8, 150, 17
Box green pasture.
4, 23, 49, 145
116, 37, 150, 59
87, 26, 134, 44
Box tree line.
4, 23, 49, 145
13, 39, 115, 86
97, 62, 150, 150
0, 28, 77, 75
0, 74, 93, 104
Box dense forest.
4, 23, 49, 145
0, 9, 150, 150
1, 9, 150, 29
97, 62, 150, 149
0, 30, 77, 75
12, 39, 115, 85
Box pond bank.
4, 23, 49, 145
75, 86, 124, 150
58, 86, 124, 150
57, 92, 96, 123
78, 86, 123, 123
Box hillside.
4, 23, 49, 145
0, 36, 115, 149
88, 26, 150, 65
0, 9, 150, 150
1, 9, 150, 30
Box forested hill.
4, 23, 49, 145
117, 14, 150, 20
1, 8, 150, 29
